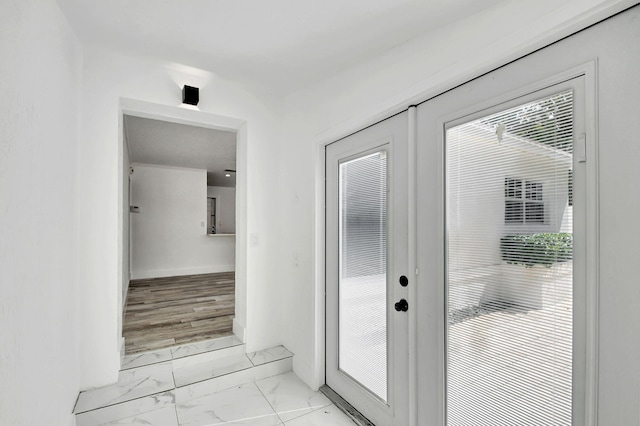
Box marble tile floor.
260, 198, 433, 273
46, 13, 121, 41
74, 337, 355, 425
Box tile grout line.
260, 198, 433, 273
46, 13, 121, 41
247, 352, 256, 367
121, 340, 245, 370
172, 355, 293, 389
170, 342, 244, 361
71, 390, 81, 415
76, 366, 298, 424
174, 364, 255, 389
74, 390, 171, 415
172, 402, 181, 426
121, 357, 171, 371
76, 344, 293, 417
285, 403, 336, 424
170, 362, 181, 426
254, 380, 285, 425
253, 372, 332, 425
76, 373, 173, 414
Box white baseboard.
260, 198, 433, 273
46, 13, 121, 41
131, 264, 235, 280
233, 317, 246, 343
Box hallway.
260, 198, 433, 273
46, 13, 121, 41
3, 2, 640, 425
124, 272, 235, 354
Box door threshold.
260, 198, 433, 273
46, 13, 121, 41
320, 385, 376, 426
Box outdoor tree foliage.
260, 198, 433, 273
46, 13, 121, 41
482, 92, 574, 152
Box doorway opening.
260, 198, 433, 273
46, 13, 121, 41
117, 99, 248, 357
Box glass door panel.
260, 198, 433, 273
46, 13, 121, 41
339, 151, 388, 401
445, 90, 575, 425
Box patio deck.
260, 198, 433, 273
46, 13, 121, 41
448, 287, 572, 424
338, 268, 573, 424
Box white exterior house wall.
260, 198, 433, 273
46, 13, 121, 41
446, 126, 572, 310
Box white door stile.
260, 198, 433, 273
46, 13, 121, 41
326, 112, 409, 426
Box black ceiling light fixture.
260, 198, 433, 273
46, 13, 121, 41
182, 85, 199, 106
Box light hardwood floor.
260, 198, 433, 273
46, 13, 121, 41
123, 272, 235, 354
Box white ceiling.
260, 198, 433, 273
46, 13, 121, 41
124, 115, 237, 187
56, 0, 505, 94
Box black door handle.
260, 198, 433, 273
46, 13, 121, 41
394, 299, 408, 312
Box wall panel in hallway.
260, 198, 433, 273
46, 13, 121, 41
0, 1, 82, 425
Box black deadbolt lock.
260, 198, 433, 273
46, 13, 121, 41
399, 275, 409, 287
394, 299, 409, 312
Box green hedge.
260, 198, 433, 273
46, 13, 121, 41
500, 233, 572, 267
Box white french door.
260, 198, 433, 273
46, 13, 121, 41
321, 6, 640, 424
415, 64, 593, 423
326, 112, 409, 426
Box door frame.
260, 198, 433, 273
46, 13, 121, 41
117, 98, 249, 356
313, 51, 603, 426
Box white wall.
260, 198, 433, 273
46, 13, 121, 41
130, 164, 235, 278
0, 1, 81, 424
76, 46, 284, 388
207, 186, 236, 234
278, 1, 640, 422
